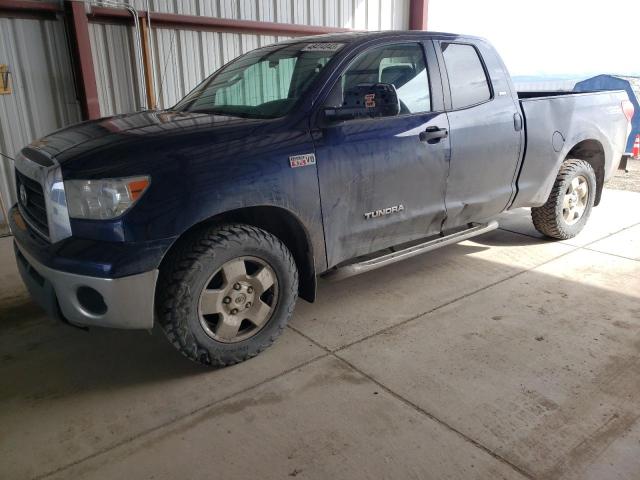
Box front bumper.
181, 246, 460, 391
14, 239, 158, 330
8, 201, 171, 329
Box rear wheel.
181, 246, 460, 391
157, 224, 298, 367
531, 158, 596, 239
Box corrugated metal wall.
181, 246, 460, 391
91, 0, 411, 114
0, 15, 82, 228
90, 22, 143, 115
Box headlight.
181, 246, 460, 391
65, 176, 150, 220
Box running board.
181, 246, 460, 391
323, 221, 499, 281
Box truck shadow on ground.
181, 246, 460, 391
0, 227, 560, 397
0, 300, 208, 402
473, 228, 551, 247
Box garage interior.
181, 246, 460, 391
2, 1, 640, 479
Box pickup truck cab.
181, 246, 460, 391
10, 31, 633, 366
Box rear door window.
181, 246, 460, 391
441, 43, 491, 109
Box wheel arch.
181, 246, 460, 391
158, 205, 317, 303
565, 139, 606, 206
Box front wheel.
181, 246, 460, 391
156, 224, 298, 367
531, 158, 596, 239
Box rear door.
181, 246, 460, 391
436, 40, 523, 228
312, 40, 450, 267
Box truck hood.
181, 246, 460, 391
25, 110, 268, 163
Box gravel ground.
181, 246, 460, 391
607, 158, 640, 192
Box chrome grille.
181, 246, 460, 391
16, 169, 49, 239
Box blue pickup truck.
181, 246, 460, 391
10, 31, 633, 366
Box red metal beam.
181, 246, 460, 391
88, 6, 353, 36
409, 0, 429, 30
65, 0, 100, 120
0, 0, 61, 19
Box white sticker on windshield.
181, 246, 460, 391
301, 43, 344, 52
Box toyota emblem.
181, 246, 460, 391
19, 184, 28, 205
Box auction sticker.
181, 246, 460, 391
302, 43, 344, 52
365, 93, 376, 108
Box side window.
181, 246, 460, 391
441, 43, 491, 109
326, 43, 431, 115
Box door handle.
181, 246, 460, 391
419, 126, 448, 143
513, 112, 523, 132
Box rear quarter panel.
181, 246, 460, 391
512, 91, 629, 208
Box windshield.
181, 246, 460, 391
174, 42, 345, 119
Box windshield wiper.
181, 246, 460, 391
189, 108, 275, 120
189, 108, 242, 117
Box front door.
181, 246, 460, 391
313, 41, 450, 267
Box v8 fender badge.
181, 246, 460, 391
289, 153, 316, 168
364, 204, 405, 220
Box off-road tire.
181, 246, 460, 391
156, 224, 298, 367
531, 158, 596, 239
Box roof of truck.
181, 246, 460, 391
279, 30, 479, 45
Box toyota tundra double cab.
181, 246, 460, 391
10, 31, 633, 366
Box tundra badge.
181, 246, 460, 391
289, 153, 316, 168
364, 204, 405, 219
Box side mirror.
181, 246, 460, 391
323, 83, 400, 122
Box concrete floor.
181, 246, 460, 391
1, 188, 639, 480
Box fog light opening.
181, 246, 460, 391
77, 286, 107, 316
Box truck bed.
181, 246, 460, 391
512, 89, 630, 209
517, 90, 602, 100
517, 90, 587, 99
